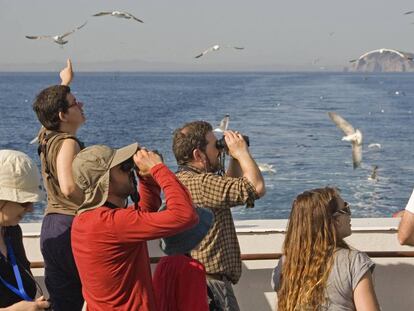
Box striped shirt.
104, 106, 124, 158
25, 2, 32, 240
176, 166, 259, 284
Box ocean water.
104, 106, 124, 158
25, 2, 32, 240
0, 72, 413, 222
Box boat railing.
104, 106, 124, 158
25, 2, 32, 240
29, 251, 414, 269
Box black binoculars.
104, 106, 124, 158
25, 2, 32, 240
120, 149, 163, 173
216, 135, 250, 150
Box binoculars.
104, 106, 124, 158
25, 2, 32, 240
120, 149, 163, 173
216, 135, 250, 150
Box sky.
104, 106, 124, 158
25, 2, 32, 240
1, 0, 414, 71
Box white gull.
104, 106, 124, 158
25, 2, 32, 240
25, 21, 87, 46
93, 11, 143, 23
195, 45, 244, 58
328, 112, 363, 169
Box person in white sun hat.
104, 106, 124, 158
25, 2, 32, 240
0, 150, 50, 311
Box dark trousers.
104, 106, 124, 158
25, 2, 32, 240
40, 214, 84, 311
207, 277, 240, 311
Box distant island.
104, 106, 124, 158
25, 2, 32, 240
348, 48, 414, 72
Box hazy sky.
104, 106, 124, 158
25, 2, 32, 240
1, 0, 414, 71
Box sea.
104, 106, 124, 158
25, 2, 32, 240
0, 72, 413, 222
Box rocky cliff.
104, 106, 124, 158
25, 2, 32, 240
348, 48, 414, 72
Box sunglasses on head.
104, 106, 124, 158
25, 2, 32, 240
334, 202, 351, 216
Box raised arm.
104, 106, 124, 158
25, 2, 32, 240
134, 149, 162, 212
60, 59, 73, 86
180, 172, 259, 209
224, 130, 265, 197
113, 150, 198, 242
56, 138, 83, 205
226, 156, 243, 178
137, 174, 161, 212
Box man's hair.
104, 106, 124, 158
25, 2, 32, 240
32, 85, 71, 131
172, 121, 213, 165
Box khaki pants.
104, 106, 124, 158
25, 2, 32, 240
207, 277, 240, 311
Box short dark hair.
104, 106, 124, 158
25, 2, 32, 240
32, 85, 71, 131
172, 121, 213, 165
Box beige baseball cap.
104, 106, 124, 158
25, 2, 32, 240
0, 150, 45, 203
72, 143, 138, 213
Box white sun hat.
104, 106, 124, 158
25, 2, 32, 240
0, 150, 45, 203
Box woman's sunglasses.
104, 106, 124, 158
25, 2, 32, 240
334, 202, 351, 216
67, 98, 83, 109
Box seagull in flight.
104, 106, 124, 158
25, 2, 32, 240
328, 112, 363, 169
93, 11, 144, 23
25, 21, 87, 46
257, 163, 276, 174
214, 114, 230, 133
368, 143, 382, 149
349, 49, 413, 64
195, 45, 244, 58
312, 57, 320, 65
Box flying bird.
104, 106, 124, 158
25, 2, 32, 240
214, 114, 230, 132
93, 11, 143, 23
403, 10, 414, 15
195, 45, 244, 58
312, 58, 320, 65
328, 112, 363, 169
368, 143, 382, 149
257, 163, 276, 174
349, 49, 413, 64
25, 21, 87, 46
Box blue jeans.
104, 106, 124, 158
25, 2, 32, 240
40, 214, 84, 311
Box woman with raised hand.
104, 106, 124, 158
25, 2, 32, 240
272, 187, 380, 311
0, 150, 50, 310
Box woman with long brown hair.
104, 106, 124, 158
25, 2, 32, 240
272, 187, 380, 311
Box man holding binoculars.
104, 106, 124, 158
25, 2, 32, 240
172, 120, 266, 311
70, 143, 198, 310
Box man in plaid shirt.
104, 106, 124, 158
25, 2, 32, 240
172, 121, 266, 311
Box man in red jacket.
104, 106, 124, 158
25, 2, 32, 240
70, 143, 198, 311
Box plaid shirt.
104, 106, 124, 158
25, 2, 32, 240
176, 166, 259, 284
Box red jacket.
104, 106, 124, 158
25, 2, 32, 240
71, 164, 198, 311
153, 255, 209, 311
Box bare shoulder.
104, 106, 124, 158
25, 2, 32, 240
60, 137, 81, 155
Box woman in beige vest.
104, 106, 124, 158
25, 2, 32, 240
32, 59, 86, 311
